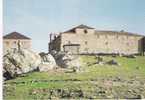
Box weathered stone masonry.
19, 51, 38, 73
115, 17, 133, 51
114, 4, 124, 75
49, 25, 145, 55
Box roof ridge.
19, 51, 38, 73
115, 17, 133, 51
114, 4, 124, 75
95, 30, 144, 36
3, 32, 31, 39
63, 24, 94, 33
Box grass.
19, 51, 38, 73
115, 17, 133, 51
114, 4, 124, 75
4, 55, 145, 99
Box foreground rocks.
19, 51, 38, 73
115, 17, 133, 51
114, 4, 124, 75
52, 51, 82, 72
38, 52, 57, 72
3, 49, 83, 80
3, 49, 84, 80
3, 48, 41, 79
3, 49, 57, 80
4, 76, 145, 99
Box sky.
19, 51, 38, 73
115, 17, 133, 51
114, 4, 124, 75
3, 0, 145, 52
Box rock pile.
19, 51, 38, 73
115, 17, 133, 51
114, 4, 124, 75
52, 51, 82, 72
3, 48, 41, 79
3, 49, 57, 80
38, 52, 57, 72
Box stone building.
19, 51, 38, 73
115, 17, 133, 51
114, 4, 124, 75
3, 32, 31, 53
142, 37, 145, 55
49, 24, 145, 55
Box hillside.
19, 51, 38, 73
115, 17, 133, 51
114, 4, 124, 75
4, 55, 145, 99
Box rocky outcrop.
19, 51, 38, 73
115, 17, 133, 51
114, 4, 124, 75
3, 48, 41, 79
53, 51, 82, 72
38, 53, 57, 72
3, 49, 57, 80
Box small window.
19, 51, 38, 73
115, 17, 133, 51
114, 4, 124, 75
85, 41, 88, 45
105, 35, 108, 38
105, 42, 108, 45
68, 41, 71, 44
13, 41, 17, 48
97, 35, 100, 38
84, 29, 87, 34
14, 41, 16, 44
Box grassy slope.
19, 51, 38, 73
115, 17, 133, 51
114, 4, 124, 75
4, 56, 145, 99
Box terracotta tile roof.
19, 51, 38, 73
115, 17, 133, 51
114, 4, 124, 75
3, 32, 31, 39
62, 24, 144, 37
63, 24, 94, 33
75, 24, 94, 29
95, 30, 144, 37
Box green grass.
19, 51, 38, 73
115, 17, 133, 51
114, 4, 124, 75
4, 55, 145, 99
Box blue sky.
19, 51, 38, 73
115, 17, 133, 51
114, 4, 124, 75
4, 0, 145, 52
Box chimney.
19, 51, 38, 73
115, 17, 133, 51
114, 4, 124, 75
50, 33, 52, 43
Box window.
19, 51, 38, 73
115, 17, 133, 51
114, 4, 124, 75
13, 41, 17, 48
105, 35, 108, 38
68, 41, 71, 44
97, 35, 100, 38
14, 41, 16, 44
84, 29, 87, 34
85, 41, 88, 45
105, 42, 108, 45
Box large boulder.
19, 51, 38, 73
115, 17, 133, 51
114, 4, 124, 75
53, 51, 82, 72
3, 48, 41, 79
38, 53, 57, 72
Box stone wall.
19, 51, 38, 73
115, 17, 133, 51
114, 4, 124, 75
60, 30, 143, 55
49, 36, 61, 52
3, 39, 31, 54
